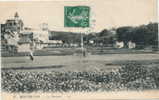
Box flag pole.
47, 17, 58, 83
81, 31, 84, 52
81, 31, 86, 57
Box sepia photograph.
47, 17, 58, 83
0, 0, 159, 100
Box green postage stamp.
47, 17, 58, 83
64, 6, 90, 28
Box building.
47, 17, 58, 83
2, 12, 24, 47
17, 34, 32, 52
1, 12, 31, 52
5, 12, 23, 33
47, 40, 63, 47
1, 24, 5, 34
1, 24, 7, 45
115, 41, 124, 48
1, 12, 50, 53
22, 29, 49, 50
1, 12, 24, 53
128, 41, 136, 49
32, 30, 49, 43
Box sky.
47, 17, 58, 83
0, 0, 157, 32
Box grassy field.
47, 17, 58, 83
2, 53, 159, 72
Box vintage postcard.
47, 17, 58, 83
0, 0, 159, 100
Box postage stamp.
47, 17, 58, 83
64, 6, 90, 28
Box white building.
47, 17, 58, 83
128, 41, 136, 49
32, 30, 49, 43
115, 41, 124, 48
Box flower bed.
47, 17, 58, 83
2, 62, 159, 92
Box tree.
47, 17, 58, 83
49, 31, 81, 44
116, 23, 158, 47
95, 29, 115, 45
116, 26, 134, 45
133, 23, 158, 46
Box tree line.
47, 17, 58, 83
116, 23, 158, 47
49, 22, 158, 48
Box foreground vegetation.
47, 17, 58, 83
2, 62, 159, 92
